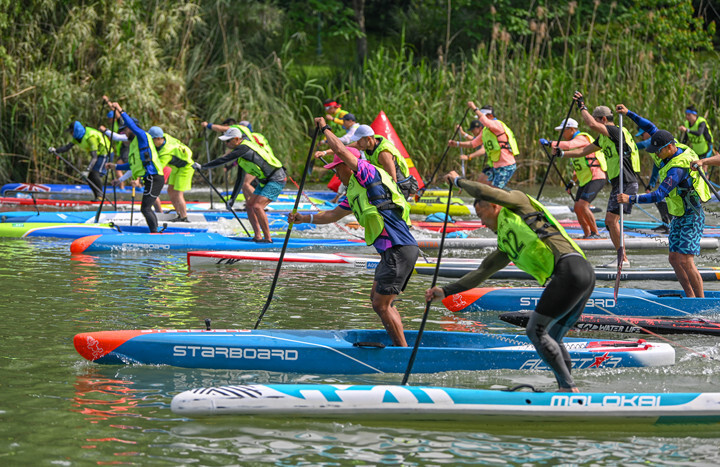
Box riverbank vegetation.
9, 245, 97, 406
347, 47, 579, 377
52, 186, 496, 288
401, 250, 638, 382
1, 0, 717, 186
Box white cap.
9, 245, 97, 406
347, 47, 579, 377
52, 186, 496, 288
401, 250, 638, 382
219, 127, 244, 140
554, 118, 578, 131
349, 124, 375, 142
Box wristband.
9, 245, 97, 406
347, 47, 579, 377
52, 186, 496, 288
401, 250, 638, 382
321, 125, 332, 133
309, 213, 314, 224
455, 140, 460, 147
629, 195, 636, 204
207, 122, 213, 130
453, 176, 462, 187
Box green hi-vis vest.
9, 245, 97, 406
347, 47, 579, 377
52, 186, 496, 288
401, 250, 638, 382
684, 116, 713, 156
110, 120, 123, 157
345, 166, 411, 245
237, 138, 283, 184
481, 120, 520, 162
128, 133, 164, 178
496, 195, 585, 285
367, 136, 411, 179
232, 125, 275, 158
77, 127, 111, 157
157, 134, 194, 169
658, 145, 711, 216
596, 126, 640, 180
571, 132, 607, 186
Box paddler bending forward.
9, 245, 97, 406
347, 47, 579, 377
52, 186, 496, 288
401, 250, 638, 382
425, 174, 595, 392
288, 118, 419, 346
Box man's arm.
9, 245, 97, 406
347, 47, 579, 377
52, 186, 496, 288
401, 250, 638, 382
378, 151, 397, 181
426, 249, 510, 301
288, 205, 350, 225
447, 172, 526, 209
573, 91, 609, 136
315, 117, 358, 171
202, 144, 248, 170
201, 122, 229, 133
617, 105, 657, 136
557, 143, 600, 159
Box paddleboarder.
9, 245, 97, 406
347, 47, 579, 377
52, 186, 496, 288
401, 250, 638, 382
636, 129, 672, 233
454, 103, 519, 188
425, 173, 595, 392
319, 124, 419, 199
555, 92, 640, 268
337, 113, 361, 145
540, 117, 607, 239
103, 99, 165, 232
201, 119, 273, 155
149, 127, 195, 222
50, 121, 112, 201
289, 117, 419, 347
449, 120, 491, 177
196, 127, 286, 243
680, 105, 714, 159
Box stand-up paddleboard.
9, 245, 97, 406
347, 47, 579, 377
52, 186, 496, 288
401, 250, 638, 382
170, 384, 720, 429
416, 263, 720, 281
442, 287, 720, 317
415, 237, 719, 251
0, 222, 205, 239
70, 233, 363, 253
500, 312, 720, 336
170, 383, 720, 424
0, 182, 167, 196
188, 251, 381, 269
73, 329, 674, 372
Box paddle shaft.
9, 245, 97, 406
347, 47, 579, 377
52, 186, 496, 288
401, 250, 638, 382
204, 131, 214, 209
52, 150, 104, 197
94, 106, 120, 223
537, 99, 574, 200
539, 143, 574, 198
130, 186, 135, 225
402, 183, 453, 385
614, 114, 626, 300
421, 107, 471, 193
254, 125, 320, 330
195, 168, 251, 237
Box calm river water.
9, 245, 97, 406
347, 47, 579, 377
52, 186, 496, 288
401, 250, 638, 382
2, 190, 720, 465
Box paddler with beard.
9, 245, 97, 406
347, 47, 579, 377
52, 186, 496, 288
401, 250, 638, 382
425, 173, 595, 392
289, 117, 419, 347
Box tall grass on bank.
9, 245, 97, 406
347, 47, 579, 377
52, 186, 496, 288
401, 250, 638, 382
0, 1, 718, 188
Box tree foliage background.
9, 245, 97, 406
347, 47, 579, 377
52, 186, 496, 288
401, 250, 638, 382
0, 0, 718, 186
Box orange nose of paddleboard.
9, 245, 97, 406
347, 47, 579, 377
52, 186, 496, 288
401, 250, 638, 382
70, 235, 101, 254
74, 330, 145, 361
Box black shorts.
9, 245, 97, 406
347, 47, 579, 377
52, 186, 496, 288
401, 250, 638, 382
575, 178, 606, 203
397, 176, 419, 199
374, 244, 420, 295
607, 181, 638, 215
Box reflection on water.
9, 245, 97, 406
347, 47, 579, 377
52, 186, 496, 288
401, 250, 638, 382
2, 206, 720, 463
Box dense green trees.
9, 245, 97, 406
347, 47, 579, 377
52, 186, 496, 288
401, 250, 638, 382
0, 0, 717, 186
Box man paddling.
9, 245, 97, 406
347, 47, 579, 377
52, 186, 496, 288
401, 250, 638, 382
540, 117, 607, 239
103, 99, 165, 232
289, 117, 419, 347
556, 92, 640, 268
196, 127, 286, 243
50, 121, 112, 201
617, 127, 710, 298
149, 126, 195, 222
425, 173, 594, 392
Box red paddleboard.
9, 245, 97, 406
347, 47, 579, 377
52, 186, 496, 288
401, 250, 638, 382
370, 111, 425, 190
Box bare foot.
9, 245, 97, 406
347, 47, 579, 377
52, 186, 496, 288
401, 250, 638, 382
557, 387, 580, 393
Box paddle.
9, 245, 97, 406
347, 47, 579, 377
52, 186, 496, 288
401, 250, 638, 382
194, 168, 252, 237
693, 164, 720, 203
204, 130, 214, 209
130, 185, 135, 225
253, 125, 320, 330
51, 149, 104, 198
93, 109, 119, 223
416, 107, 471, 200
537, 98, 574, 200
401, 182, 453, 385
614, 114, 626, 301
539, 143, 575, 198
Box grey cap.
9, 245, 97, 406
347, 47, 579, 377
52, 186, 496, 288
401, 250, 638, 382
219, 127, 244, 141
148, 126, 164, 138
349, 124, 374, 142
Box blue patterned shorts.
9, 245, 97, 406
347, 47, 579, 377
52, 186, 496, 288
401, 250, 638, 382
669, 208, 705, 255
253, 180, 285, 202
486, 163, 516, 189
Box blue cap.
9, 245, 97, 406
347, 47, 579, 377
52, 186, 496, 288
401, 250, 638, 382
148, 126, 164, 138
342, 113, 356, 121
72, 121, 86, 141
635, 129, 645, 137
106, 111, 115, 119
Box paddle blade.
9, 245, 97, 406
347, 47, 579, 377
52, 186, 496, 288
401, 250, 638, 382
613, 246, 625, 300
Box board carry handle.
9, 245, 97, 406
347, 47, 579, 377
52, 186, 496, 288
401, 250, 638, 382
352, 342, 386, 349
